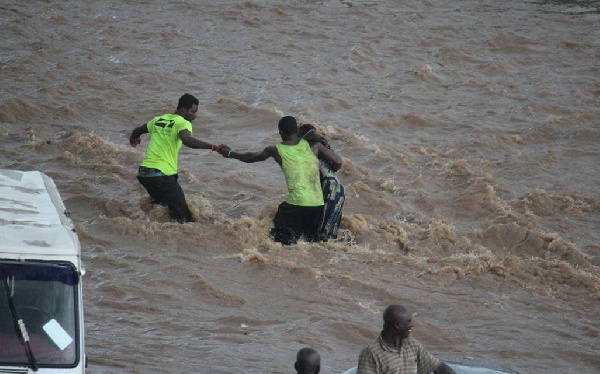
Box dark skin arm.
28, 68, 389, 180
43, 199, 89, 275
220, 142, 342, 170
433, 362, 456, 374
129, 124, 148, 147
178, 129, 217, 150
129, 125, 219, 151
218, 145, 283, 166
311, 142, 342, 171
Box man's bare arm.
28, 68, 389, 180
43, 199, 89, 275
433, 362, 456, 374
178, 129, 217, 150
316, 143, 342, 171
220, 145, 278, 164
130, 124, 149, 147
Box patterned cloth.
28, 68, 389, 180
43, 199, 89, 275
357, 336, 440, 374
320, 175, 344, 238
318, 137, 345, 239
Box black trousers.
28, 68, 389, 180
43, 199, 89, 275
270, 202, 323, 245
137, 174, 192, 223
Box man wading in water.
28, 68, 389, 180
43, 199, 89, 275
129, 93, 224, 223
218, 116, 342, 244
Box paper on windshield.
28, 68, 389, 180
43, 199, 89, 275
43, 319, 73, 350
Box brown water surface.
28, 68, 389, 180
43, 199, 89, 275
1, 1, 599, 373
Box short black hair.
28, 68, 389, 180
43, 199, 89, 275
383, 304, 409, 325
177, 93, 199, 110
278, 116, 298, 137
297, 124, 316, 138
295, 347, 320, 374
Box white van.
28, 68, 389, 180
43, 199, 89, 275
0, 170, 86, 373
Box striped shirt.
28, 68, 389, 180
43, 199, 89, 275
357, 335, 440, 374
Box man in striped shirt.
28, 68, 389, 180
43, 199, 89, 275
357, 305, 455, 374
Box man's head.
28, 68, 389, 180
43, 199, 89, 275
176, 93, 199, 122
382, 304, 414, 339
278, 116, 298, 140
297, 124, 320, 142
294, 347, 321, 374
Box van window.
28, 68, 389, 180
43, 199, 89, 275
0, 261, 79, 367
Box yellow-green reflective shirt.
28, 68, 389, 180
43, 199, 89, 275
276, 139, 324, 207
140, 114, 192, 176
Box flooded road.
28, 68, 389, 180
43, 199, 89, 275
1, 0, 599, 373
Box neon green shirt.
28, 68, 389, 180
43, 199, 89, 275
276, 139, 324, 207
140, 114, 192, 176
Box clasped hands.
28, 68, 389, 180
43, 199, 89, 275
214, 144, 232, 157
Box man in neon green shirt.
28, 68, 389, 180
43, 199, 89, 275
129, 93, 222, 223
218, 116, 342, 244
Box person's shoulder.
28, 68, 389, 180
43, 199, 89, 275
264, 144, 278, 155
361, 336, 382, 353
170, 114, 192, 129
170, 113, 190, 123
299, 138, 315, 148
403, 336, 426, 351
152, 113, 172, 120
147, 114, 165, 124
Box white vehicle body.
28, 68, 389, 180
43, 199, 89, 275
0, 170, 86, 373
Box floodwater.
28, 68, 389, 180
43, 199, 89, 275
1, 0, 599, 373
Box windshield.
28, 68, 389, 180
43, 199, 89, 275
0, 261, 79, 368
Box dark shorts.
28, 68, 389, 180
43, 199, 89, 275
137, 167, 192, 223
270, 202, 324, 245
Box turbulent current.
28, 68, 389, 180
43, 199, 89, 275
1, 1, 599, 373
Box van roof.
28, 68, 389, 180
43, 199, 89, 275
0, 169, 81, 260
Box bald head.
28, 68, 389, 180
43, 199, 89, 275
382, 304, 413, 339
294, 347, 321, 374
383, 305, 409, 324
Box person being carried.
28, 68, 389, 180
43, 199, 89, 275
295, 347, 321, 374
218, 116, 342, 245
297, 124, 345, 241
129, 93, 223, 223
357, 304, 456, 374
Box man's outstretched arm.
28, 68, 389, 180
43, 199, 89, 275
219, 145, 278, 164
178, 129, 219, 150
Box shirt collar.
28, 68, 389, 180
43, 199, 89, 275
378, 334, 409, 352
